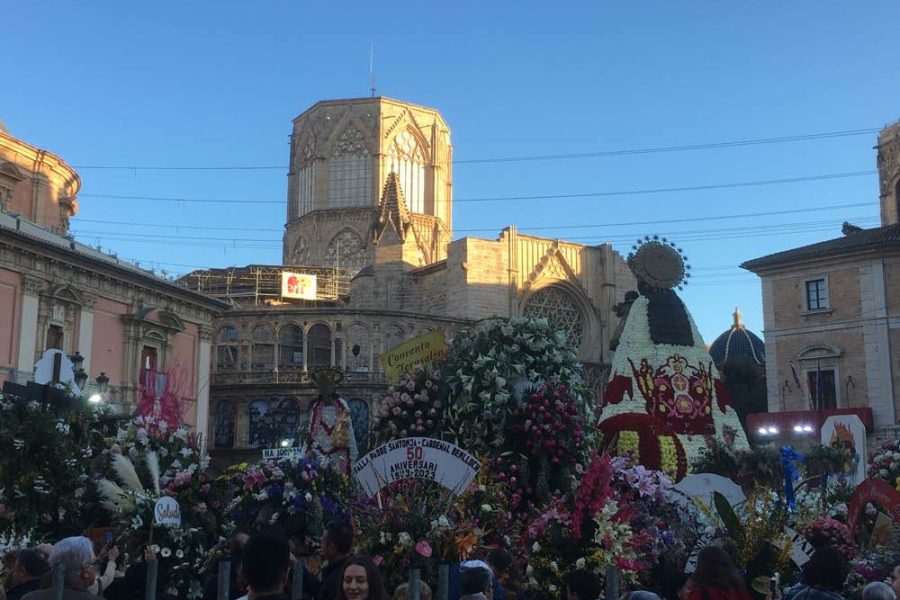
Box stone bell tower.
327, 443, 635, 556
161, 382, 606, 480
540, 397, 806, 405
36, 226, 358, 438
282, 97, 453, 273
877, 121, 900, 226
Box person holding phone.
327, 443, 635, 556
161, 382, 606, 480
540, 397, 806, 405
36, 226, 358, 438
87, 543, 119, 597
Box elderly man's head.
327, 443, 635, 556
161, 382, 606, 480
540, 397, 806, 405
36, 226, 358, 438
864, 582, 896, 600
49, 537, 96, 590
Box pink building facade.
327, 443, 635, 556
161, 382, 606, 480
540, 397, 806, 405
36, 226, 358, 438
0, 125, 225, 440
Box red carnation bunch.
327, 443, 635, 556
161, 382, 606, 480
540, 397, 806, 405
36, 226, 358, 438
803, 516, 858, 559
570, 453, 614, 539
511, 382, 584, 466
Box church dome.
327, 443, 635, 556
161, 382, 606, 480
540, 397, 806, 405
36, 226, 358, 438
709, 308, 765, 367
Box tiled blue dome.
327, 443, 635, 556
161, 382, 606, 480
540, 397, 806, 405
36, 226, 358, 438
709, 308, 765, 367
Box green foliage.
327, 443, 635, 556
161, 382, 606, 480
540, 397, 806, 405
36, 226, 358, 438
713, 491, 743, 539
805, 444, 850, 477
0, 393, 107, 541
443, 317, 592, 457
692, 439, 784, 492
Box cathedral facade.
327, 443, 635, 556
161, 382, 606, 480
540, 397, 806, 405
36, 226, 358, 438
187, 97, 636, 467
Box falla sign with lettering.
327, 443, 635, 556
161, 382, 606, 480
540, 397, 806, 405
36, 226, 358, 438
154, 496, 182, 527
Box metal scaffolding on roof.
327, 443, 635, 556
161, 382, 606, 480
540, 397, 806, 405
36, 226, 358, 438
178, 264, 353, 308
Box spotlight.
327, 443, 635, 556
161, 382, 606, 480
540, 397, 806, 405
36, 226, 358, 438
803, 425, 814, 432
757, 427, 768, 435
767, 426, 779, 435
279, 439, 291, 448
793, 425, 803, 433
88, 394, 103, 404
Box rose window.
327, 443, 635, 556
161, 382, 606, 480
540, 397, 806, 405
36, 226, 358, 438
523, 286, 585, 349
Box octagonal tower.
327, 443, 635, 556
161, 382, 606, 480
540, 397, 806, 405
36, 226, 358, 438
283, 97, 453, 273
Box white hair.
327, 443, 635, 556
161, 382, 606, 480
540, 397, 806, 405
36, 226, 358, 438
49, 537, 94, 584
864, 583, 896, 600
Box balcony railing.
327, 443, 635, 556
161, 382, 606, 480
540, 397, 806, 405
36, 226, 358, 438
211, 368, 387, 387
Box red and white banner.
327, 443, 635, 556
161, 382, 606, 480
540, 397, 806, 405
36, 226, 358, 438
281, 272, 317, 300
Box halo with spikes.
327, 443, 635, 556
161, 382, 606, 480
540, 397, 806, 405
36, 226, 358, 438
626, 236, 690, 291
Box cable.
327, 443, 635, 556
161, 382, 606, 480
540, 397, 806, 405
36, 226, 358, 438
455, 171, 875, 203
77, 169, 876, 206
69, 127, 881, 171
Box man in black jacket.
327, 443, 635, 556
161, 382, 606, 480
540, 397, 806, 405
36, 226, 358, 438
316, 523, 353, 600
242, 533, 290, 600
6, 549, 50, 600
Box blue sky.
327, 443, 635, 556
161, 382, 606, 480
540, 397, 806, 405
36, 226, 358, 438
4, 1, 899, 343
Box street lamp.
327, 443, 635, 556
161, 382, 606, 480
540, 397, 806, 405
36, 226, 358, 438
96, 372, 109, 394
69, 352, 88, 389
89, 373, 110, 404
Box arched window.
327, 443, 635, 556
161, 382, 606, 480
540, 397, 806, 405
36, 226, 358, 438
251, 324, 275, 371
388, 130, 426, 214
348, 398, 370, 454
213, 402, 235, 448
523, 286, 586, 349
216, 326, 239, 370
272, 398, 301, 445
325, 229, 367, 274
248, 399, 271, 449
290, 238, 309, 265
346, 323, 371, 372
307, 324, 332, 368
328, 123, 371, 209
278, 324, 303, 369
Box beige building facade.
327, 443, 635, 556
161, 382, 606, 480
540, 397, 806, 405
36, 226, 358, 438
186, 97, 636, 466
743, 121, 900, 440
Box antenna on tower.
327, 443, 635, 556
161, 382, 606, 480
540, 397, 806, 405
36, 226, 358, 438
369, 43, 376, 97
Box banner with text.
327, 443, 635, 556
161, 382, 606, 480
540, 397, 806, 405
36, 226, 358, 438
379, 330, 449, 382
353, 437, 480, 497
281, 272, 317, 300
262, 447, 305, 460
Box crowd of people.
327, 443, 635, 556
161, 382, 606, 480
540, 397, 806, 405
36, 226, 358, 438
3, 529, 900, 600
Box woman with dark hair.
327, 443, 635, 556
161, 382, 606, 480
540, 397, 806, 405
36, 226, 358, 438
687, 547, 752, 600
783, 547, 849, 600
336, 556, 389, 600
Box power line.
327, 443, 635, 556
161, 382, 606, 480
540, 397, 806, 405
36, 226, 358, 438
454, 171, 875, 203
77, 169, 877, 206
454, 128, 881, 164
73, 200, 875, 234
69, 127, 881, 171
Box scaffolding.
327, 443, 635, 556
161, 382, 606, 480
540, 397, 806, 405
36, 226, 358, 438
179, 264, 354, 308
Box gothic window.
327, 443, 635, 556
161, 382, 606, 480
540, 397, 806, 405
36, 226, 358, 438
278, 324, 303, 369
346, 323, 371, 372
325, 229, 367, 274
328, 123, 371, 209
388, 129, 426, 214
523, 286, 586, 349
348, 398, 370, 454
291, 238, 309, 265
307, 323, 332, 368
296, 133, 316, 218
251, 323, 275, 371
213, 402, 235, 448
216, 325, 239, 370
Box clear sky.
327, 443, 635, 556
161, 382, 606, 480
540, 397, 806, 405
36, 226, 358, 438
4, 1, 900, 343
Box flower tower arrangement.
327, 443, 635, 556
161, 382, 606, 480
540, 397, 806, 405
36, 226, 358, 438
869, 439, 900, 489
599, 237, 749, 480
374, 364, 450, 443
96, 415, 222, 598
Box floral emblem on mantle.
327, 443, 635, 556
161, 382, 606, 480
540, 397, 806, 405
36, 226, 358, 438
628, 354, 714, 435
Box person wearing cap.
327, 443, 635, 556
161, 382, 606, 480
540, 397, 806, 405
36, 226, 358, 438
457, 562, 492, 600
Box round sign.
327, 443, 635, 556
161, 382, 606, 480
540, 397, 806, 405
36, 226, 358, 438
154, 496, 181, 527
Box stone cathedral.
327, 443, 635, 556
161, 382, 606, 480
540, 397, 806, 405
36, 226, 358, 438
185, 97, 636, 467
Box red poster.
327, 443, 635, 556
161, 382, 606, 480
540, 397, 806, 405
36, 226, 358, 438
847, 477, 900, 532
